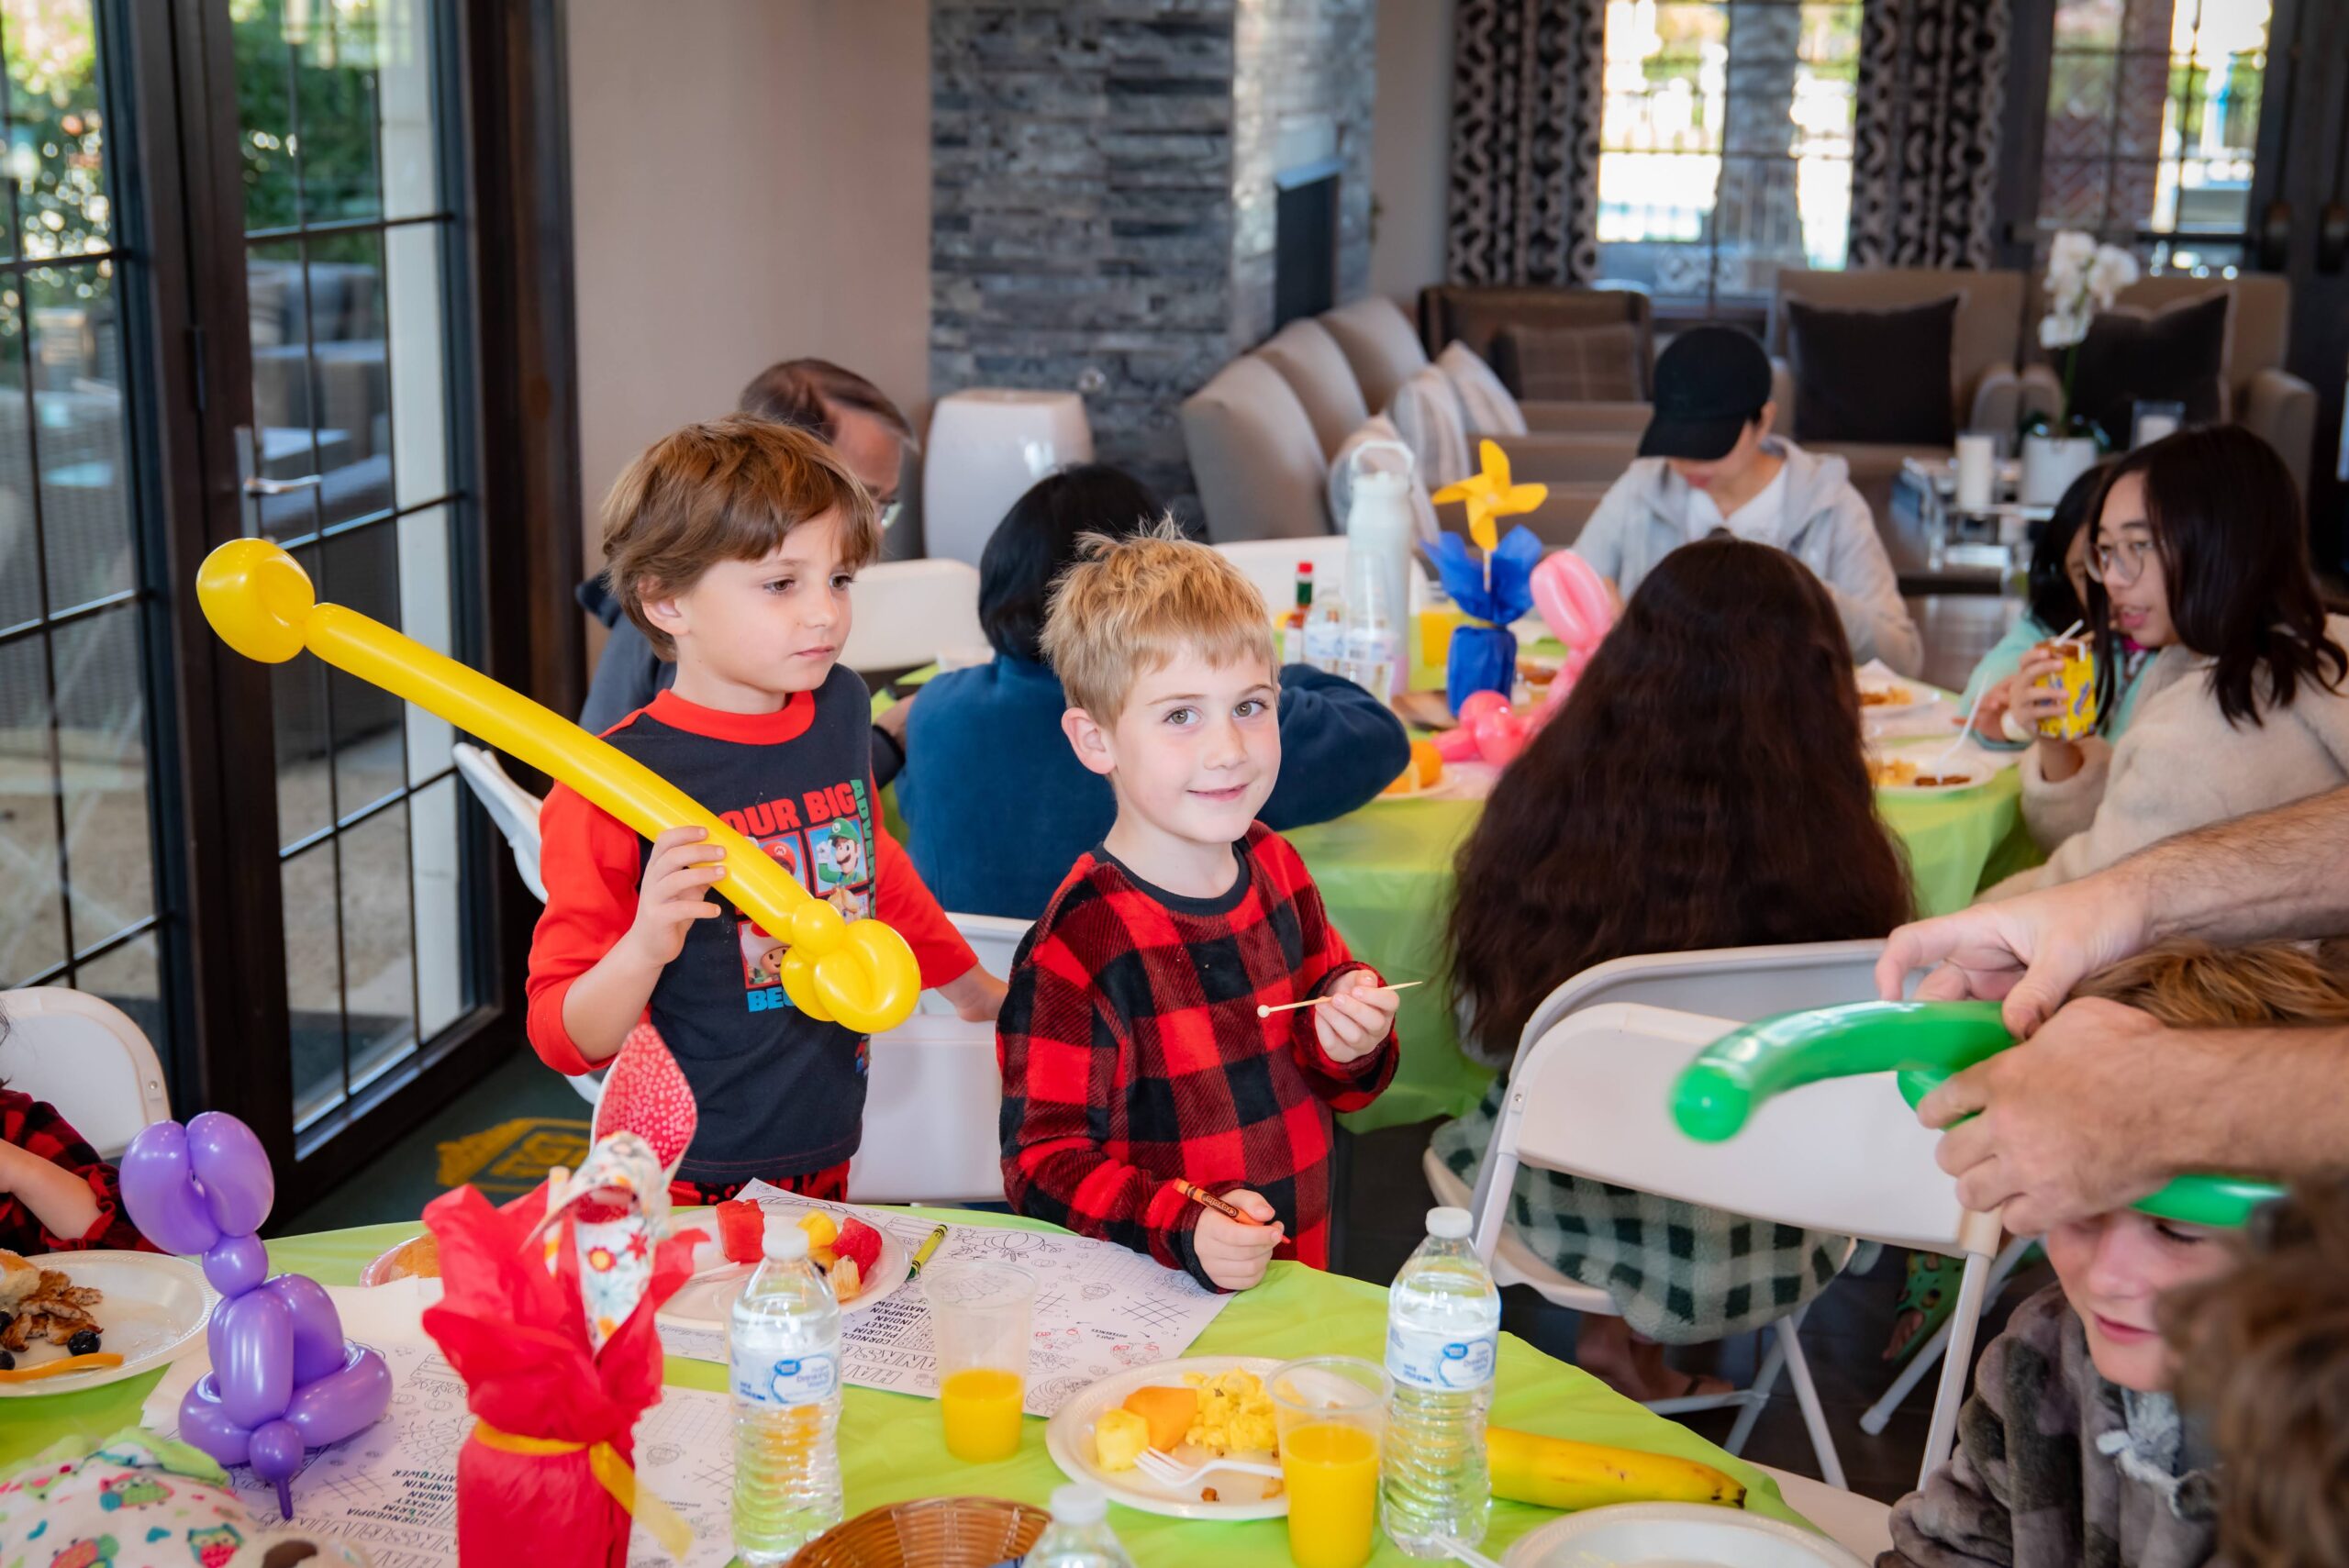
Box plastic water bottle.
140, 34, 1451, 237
1382, 1207, 1502, 1555
1340, 558, 1398, 698
1024, 1484, 1135, 1568
730, 1227, 843, 1562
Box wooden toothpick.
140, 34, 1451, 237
1256, 981, 1422, 1018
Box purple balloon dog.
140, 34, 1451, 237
120, 1111, 390, 1518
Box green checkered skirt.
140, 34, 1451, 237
1432, 1076, 1853, 1343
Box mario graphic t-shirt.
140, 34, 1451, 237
527, 666, 974, 1184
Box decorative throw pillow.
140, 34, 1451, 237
1494, 322, 1645, 404
1435, 341, 1530, 436
1785, 295, 1960, 446
1384, 364, 1475, 492
2070, 292, 2232, 446
1328, 414, 1442, 543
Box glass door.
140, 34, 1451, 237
0, 2, 175, 1051
228, 0, 478, 1139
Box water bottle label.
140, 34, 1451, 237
1385, 1322, 1497, 1392
733, 1347, 838, 1407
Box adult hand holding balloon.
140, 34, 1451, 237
121, 1111, 390, 1516
195, 537, 919, 1034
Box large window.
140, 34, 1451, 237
1597, 0, 1863, 306
2037, 0, 2268, 271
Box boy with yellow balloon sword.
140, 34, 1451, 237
197, 417, 1003, 1204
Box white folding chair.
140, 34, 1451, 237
917, 912, 1032, 1015
452, 742, 547, 904
846, 1013, 1006, 1205
841, 560, 986, 675
1, 987, 170, 1161
1456, 1001, 2001, 1491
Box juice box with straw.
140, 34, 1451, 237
2036, 635, 2098, 740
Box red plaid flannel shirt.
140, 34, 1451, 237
996, 824, 1397, 1289
1, 1089, 146, 1253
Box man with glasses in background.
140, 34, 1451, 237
578, 359, 918, 745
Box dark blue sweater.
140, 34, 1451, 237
897, 656, 1410, 920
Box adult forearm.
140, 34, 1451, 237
2130, 786, 2349, 947
2148, 1024, 2349, 1184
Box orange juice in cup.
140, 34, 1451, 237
2035, 636, 2098, 739
923, 1262, 1035, 1462
941, 1366, 1025, 1460
1271, 1355, 1389, 1568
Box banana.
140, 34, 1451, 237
1487, 1425, 1748, 1511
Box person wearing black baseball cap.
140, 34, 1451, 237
1571, 326, 1922, 675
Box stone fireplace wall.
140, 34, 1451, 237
931, 1, 1375, 504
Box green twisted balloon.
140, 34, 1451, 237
1669, 1001, 2279, 1229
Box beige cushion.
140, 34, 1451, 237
1254, 319, 1371, 460
1497, 322, 1645, 406
1321, 295, 1431, 412
1329, 415, 1441, 544
1179, 356, 1333, 543
1435, 341, 1528, 437
1385, 364, 1473, 492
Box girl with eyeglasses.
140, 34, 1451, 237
1957, 463, 2156, 746
1985, 426, 2349, 897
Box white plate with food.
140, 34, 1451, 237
1855, 679, 1932, 719
0, 1250, 216, 1396
1505, 1501, 1865, 1568
1866, 754, 1991, 795
1045, 1354, 1287, 1520
656, 1205, 909, 1331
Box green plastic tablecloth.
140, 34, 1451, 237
5, 1208, 1809, 1564
877, 670, 2040, 1134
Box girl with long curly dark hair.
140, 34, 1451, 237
1431, 536, 1911, 1400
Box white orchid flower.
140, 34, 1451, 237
2039, 310, 2088, 350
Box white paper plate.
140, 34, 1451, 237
1855, 683, 1932, 719
1043, 1354, 1287, 1521
1505, 1501, 1865, 1568
0, 1251, 216, 1397
656, 1209, 909, 1331
1871, 761, 1992, 795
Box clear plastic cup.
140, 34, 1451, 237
921, 1262, 1035, 1462
1269, 1355, 1390, 1568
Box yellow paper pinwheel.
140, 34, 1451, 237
1433, 439, 1548, 555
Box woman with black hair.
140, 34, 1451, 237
1988, 426, 2349, 895
894, 464, 1408, 919
1956, 463, 2155, 745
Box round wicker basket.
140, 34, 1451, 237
787, 1496, 1052, 1567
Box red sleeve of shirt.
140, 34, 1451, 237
872, 799, 978, 989
1, 1090, 148, 1252
526, 783, 651, 1076
1262, 831, 1397, 1110
996, 910, 1208, 1283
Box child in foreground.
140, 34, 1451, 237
2166, 1173, 2349, 1568
996, 523, 1399, 1291
527, 416, 1002, 1205
1885, 940, 2349, 1568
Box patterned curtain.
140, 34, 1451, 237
1848, 0, 2015, 269
1445, 0, 1604, 286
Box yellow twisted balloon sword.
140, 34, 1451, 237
195, 539, 920, 1035
1432, 439, 1549, 557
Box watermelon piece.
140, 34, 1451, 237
834, 1216, 882, 1276
715, 1199, 765, 1264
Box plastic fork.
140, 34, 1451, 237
1434, 1538, 1509, 1568
1132, 1446, 1284, 1491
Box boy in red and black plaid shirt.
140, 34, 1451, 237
997, 523, 1398, 1291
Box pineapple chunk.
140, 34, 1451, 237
827, 1255, 863, 1302
1093, 1407, 1150, 1472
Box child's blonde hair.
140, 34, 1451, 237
601, 414, 880, 657
1039, 519, 1276, 720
